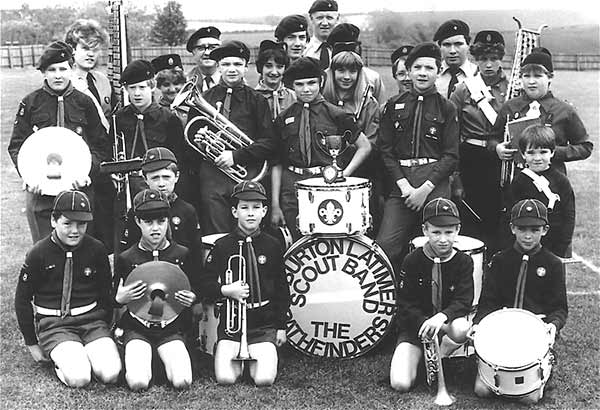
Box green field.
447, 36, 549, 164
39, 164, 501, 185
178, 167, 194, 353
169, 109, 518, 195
0, 67, 598, 409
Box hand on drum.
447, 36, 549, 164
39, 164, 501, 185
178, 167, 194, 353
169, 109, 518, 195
419, 312, 448, 340
72, 176, 91, 189
275, 329, 287, 347
215, 150, 234, 168
495, 141, 518, 161
175, 289, 197, 307
405, 182, 434, 211
221, 280, 249, 302
467, 324, 479, 341
546, 323, 557, 346
115, 279, 147, 305
396, 178, 414, 198
23, 182, 42, 195
270, 204, 286, 227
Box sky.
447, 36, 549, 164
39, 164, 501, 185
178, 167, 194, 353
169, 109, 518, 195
2, 0, 598, 21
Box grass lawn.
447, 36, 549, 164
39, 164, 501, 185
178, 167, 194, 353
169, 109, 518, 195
1, 67, 598, 409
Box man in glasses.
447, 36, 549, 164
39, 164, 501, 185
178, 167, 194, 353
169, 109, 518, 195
186, 26, 222, 92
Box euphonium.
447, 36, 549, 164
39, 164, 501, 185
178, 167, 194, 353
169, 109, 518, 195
171, 80, 268, 184
224, 240, 255, 362
422, 334, 455, 406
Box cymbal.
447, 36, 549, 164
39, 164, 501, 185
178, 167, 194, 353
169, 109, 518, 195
125, 261, 191, 323
17, 126, 91, 196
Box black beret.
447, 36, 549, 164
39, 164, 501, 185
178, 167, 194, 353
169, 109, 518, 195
327, 23, 360, 46
150, 54, 183, 72
209, 40, 251, 62
433, 19, 470, 43
275, 15, 308, 40
332, 41, 361, 57
390, 45, 414, 64
531, 46, 552, 57
120, 59, 155, 85
186, 26, 221, 52
283, 57, 323, 88
473, 30, 504, 46
258, 39, 287, 55
308, 0, 338, 14
405, 42, 442, 69
521, 51, 553, 72
37, 41, 73, 71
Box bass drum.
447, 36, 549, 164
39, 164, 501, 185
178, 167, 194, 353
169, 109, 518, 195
285, 234, 397, 358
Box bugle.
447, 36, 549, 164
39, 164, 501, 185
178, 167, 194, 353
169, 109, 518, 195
422, 334, 455, 406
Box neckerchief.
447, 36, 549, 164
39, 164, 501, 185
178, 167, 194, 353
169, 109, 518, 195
167, 192, 178, 205
422, 241, 455, 313
234, 227, 263, 305
512, 242, 542, 308
138, 239, 170, 261
319, 42, 331, 69
256, 80, 284, 118
43, 81, 74, 128
298, 95, 326, 166
131, 112, 148, 158
51, 230, 83, 318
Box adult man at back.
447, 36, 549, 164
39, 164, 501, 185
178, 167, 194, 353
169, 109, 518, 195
434, 19, 478, 98
303, 0, 339, 69
186, 26, 222, 92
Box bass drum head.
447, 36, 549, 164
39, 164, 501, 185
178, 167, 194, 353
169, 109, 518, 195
474, 308, 549, 368
285, 234, 397, 359
17, 127, 92, 196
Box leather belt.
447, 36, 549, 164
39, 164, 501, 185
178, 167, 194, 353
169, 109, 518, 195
130, 311, 179, 329
287, 165, 322, 176
464, 138, 488, 148
246, 300, 270, 310
34, 301, 97, 317
398, 158, 438, 167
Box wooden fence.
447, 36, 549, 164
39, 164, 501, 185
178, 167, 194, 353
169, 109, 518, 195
2, 44, 599, 71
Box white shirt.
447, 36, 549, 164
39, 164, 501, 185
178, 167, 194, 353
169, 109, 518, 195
436, 59, 478, 99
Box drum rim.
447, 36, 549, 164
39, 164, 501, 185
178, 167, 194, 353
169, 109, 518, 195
295, 181, 372, 190
477, 364, 545, 397
201, 232, 228, 246
410, 235, 486, 255
284, 234, 397, 359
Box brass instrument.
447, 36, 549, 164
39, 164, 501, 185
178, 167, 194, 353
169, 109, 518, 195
422, 334, 455, 406
171, 80, 268, 184
500, 17, 548, 187
225, 240, 255, 362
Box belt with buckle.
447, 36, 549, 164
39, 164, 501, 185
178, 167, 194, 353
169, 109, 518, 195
246, 300, 270, 310
464, 138, 488, 148
287, 165, 322, 176
398, 158, 438, 167
130, 311, 179, 329
34, 301, 97, 317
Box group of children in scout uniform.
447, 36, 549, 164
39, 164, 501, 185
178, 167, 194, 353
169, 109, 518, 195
9, 0, 593, 404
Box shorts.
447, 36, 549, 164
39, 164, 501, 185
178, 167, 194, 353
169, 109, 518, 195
218, 324, 277, 346
395, 329, 422, 348
36, 309, 112, 354
120, 311, 185, 348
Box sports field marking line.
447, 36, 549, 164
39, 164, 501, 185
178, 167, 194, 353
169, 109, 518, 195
572, 252, 600, 276
567, 290, 600, 296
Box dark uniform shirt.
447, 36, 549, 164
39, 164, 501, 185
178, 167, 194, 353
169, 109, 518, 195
201, 230, 290, 330
274, 98, 360, 168
8, 81, 110, 179
491, 92, 593, 175
398, 248, 474, 335
377, 88, 459, 189
158, 96, 188, 127
473, 245, 568, 331
509, 167, 575, 258
14, 234, 113, 345
188, 83, 277, 167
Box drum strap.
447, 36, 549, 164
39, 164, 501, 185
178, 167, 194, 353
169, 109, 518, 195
513, 254, 529, 308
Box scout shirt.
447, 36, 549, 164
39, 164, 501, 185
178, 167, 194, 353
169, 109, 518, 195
15, 234, 113, 345
377, 87, 459, 196
254, 80, 297, 120
398, 247, 474, 335
8, 81, 110, 179
491, 92, 593, 176
473, 245, 568, 331
274, 97, 360, 169
201, 230, 290, 332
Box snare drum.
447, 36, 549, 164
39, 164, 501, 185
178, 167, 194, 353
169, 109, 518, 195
295, 177, 371, 235
410, 235, 485, 306
474, 308, 553, 397
285, 234, 397, 358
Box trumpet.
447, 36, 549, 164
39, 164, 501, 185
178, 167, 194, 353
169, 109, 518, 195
225, 240, 255, 362
171, 80, 268, 184
422, 334, 455, 406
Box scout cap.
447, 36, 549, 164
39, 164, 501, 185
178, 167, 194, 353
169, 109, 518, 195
275, 15, 308, 41
308, 0, 338, 14
120, 59, 155, 85
283, 57, 322, 88
142, 147, 177, 173
422, 198, 461, 226
151, 54, 183, 72
433, 19, 471, 44
133, 189, 170, 218
405, 42, 442, 69
186, 26, 221, 52
38, 41, 73, 71
209, 40, 251, 63
231, 181, 267, 201
511, 199, 548, 226
53, 190, 93, 222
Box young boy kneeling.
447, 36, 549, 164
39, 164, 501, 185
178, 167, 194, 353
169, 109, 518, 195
114, 189, 198, 391
201, 181, 290, 386
390, 197, 473, 392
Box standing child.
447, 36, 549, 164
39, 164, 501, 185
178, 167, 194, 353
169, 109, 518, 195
14, 190, 121, 387
114, 189, 198, 391
390, 198, 473, 392
202, 181, 290, 386
472, 199, 567, 403
510, 125, 575, 257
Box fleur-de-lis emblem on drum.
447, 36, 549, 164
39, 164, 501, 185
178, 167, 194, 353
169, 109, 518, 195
318, 199, 343, 225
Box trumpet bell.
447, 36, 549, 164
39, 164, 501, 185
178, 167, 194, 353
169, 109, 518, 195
17, 127, 92, 196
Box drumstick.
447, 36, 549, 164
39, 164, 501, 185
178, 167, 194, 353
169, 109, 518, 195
461, 199, 482, 222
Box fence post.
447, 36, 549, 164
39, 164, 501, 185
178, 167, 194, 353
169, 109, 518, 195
575, 54, 581, 71
31, 44, 36, 67
7, 47, 12, 69
19, 45, 24, 68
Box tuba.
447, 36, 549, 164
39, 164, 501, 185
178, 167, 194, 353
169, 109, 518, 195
500, 17, 548, 187
171, 80, 268, 184
422, 334, 455, 406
